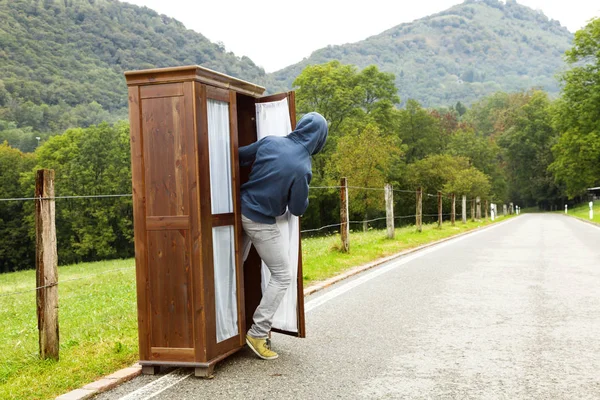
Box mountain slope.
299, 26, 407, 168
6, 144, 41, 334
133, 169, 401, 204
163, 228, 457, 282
0, 0, 268, 129
268, 0, 573, 106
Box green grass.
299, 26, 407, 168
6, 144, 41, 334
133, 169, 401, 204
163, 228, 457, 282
0, 260, 138, 400
0, 215, 512, 399
565, 200, 600, 224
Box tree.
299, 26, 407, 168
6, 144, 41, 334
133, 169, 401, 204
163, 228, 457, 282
405, 154, 471, 195
21, 122, 133, 265
396, 100, 444, 163
294, 62, 401, 229
0, 142, 36, 272
327, 122, 402, 229
444, 168, 491, 201
455, 101, 467, 116
497, 91, 560, 207
294, 61, 364, 136
447, 128, 507, 202
294, 61, 399, 136
549, 18, 600, 198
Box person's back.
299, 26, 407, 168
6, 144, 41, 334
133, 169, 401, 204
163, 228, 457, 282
240, 112, 328, 224
239, 112, 328, 360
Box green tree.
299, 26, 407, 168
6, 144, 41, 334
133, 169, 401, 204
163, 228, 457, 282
294, 61, 399, 136
0, 142, 36, 272
446, 128, 507, 201
294, 62, 400, 229
549, 18, 600, 198
497, 91, 560, 207
396, 100, 444, 163
444, 168, 491, 201
327, 122, 402, 229
21, 122, 133, 265
405, 154, 472, 195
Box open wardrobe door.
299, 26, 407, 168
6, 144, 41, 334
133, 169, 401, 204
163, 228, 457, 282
255, 91, 306, 338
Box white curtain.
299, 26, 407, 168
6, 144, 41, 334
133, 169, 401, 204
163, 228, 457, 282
212, 226, 238, 343
207, 99, 233, 214
207, 99, 238, 342
255, 98, 299, 333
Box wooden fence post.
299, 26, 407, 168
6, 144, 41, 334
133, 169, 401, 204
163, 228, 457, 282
476, 196, 481, 220
36, 169, 59, 360
416, 187, 423, 232
385, 184, 394, 239
451, 193, 456, 226
437, 191, 443, 228
471, 199, 475, 222
462, 195, 467, 224
340, 177, 349, 252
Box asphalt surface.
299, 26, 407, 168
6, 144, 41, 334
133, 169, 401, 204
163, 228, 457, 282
97, 214, 600, 400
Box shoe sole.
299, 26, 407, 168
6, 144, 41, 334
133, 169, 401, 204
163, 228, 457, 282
246, 337, 279, 360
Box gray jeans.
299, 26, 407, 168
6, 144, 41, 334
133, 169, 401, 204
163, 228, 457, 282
241, 215, 291, 339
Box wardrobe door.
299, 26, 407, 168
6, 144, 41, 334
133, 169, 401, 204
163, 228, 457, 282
129, 81, 199, 363
201, 85, 246, 358
255, 91, 305, 338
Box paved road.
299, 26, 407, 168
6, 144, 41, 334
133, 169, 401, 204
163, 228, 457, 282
97, 215, 600, 400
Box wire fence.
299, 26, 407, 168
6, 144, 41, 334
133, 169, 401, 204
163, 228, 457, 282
0, 183, 506, 299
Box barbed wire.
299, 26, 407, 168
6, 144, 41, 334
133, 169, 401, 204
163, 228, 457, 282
300, 212, 461, 234
0, 266, 134, 299
300, 222, 343, 234
0, 194, 133, 202
0, 186, 496, 203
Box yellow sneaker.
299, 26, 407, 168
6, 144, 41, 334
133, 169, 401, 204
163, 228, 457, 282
246, 335, 279, 360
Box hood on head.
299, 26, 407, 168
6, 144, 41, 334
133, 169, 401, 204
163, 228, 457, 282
287, 112, 329, 155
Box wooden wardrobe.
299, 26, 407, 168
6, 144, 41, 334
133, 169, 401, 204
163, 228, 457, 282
125, 66, 305, 377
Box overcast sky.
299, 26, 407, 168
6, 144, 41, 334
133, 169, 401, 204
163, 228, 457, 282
123, 0, 600, 72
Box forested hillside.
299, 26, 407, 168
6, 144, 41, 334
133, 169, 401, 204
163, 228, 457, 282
0, 0, 268, 150
0, 0, 597, 274
271, 0, 573, 106
1, 0, 574, 152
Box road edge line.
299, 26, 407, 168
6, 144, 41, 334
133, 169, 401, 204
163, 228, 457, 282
563, 214, 600, 229
57, 217, 520, 399
303, 216, 521, 298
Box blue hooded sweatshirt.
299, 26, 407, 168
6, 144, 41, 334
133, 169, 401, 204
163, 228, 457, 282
239, 112, 328, 224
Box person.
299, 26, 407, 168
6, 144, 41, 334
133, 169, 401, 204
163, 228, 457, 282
239, 112, 328, 360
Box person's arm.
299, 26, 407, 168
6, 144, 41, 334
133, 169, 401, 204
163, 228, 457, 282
239, 140, 261, 167
288, 173, 312, 216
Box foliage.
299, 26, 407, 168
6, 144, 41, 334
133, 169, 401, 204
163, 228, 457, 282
271, 0, 572, 107
395, 100, 445, 163
19, 122, 133, 266
549, 18, 600, 198
405, 154, 490, 199
327, 121, 403, 219
294, 62, 400, 229
293, 61, 399, 136
0, 0, 268, 147
445, 128, 507, 201
0, 143, 35, 273
497, 91, 561, 207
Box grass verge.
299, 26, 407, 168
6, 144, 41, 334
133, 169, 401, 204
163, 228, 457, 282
0, 216, 512, 399
565, 200, 600, 225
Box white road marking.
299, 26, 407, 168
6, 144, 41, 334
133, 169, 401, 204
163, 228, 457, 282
116, 217, 520, 399
118, 368, 192, 400
305, 217, 520, 313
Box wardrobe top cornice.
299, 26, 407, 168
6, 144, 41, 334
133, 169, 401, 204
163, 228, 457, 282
124, 65, 266, 98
